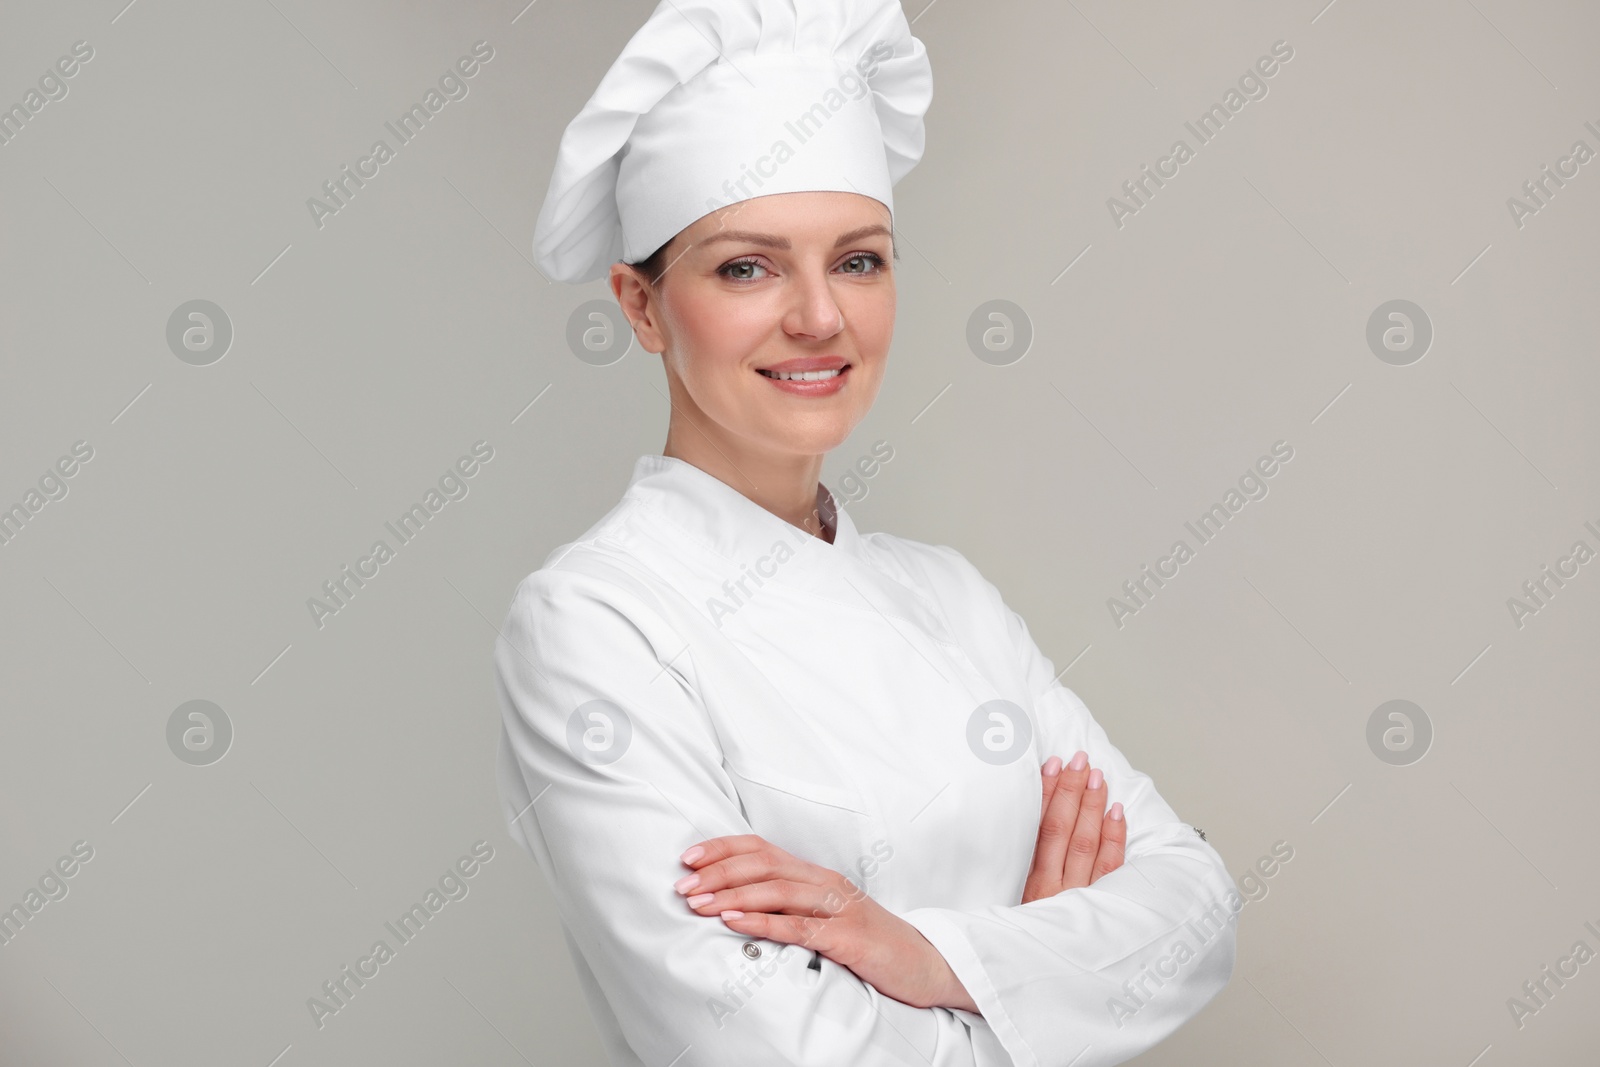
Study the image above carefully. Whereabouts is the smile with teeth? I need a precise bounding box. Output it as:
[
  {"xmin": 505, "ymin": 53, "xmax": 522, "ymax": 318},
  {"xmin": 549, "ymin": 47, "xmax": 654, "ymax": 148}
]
[{"xmin": 757, "ymin": 367, "xmax": 845, "ymax": 381}]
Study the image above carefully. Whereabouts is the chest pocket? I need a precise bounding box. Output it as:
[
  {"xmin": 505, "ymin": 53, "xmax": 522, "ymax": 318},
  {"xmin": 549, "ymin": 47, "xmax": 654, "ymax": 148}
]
[{"xmin": 722, "ymin": 761, "xmax": 874, "ymax": 877}]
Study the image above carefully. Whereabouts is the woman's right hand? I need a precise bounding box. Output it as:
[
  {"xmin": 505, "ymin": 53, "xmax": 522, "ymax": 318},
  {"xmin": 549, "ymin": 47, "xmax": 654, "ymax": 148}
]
[{"xmin": 1022, "ymin": 750, "xmax": 1126, "ymax": 903}]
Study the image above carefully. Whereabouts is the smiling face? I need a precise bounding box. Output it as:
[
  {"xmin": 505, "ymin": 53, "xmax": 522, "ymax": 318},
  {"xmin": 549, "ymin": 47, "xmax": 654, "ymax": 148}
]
[{"xmin": 610, "ymin": 191, "xmax": 897, "ymax": 470}]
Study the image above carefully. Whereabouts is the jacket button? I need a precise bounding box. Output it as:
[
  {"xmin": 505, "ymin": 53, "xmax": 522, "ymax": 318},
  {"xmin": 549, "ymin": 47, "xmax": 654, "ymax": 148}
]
[{"xmin": 741, "ymin": 941, "xmax": 761, "ymax": 959}]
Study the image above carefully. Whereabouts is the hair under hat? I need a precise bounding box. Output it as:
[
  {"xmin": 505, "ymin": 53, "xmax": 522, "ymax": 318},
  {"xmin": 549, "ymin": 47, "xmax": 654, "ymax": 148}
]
[{"xmin": 533, "ymin": 0, "xmax": 933, "ymax": 284}]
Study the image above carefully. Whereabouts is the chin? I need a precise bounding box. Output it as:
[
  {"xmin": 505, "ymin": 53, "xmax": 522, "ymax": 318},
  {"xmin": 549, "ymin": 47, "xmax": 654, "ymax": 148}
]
[
  {"xmin": 758, "ymin": 426, "xmax": 855, "ymax": 458},
  {"xmin": 761, "ymin": 405, "xmax": 869, "ymax": 452}
]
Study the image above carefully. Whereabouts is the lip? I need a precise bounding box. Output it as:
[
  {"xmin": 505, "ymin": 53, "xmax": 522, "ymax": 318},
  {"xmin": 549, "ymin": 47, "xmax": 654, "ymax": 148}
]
[
  {"xmin": 755, "ymin": 359, "xmax": 851, "ymax": 397},
  {"xmin": 756, "ymin": 356, "xmax": 848, "ymax": 374}
]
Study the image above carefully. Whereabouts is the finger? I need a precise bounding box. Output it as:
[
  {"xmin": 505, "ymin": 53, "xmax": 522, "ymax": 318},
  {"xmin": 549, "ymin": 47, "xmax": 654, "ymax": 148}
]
[
  {"xmin": 1061, "ymin": 766, "xmax": 1108, "ymax": 888},
  {"xmin": 718, "ymin": 909, "xmax": 835, "ymax": 954},
  {"xmin": 681, "ymin": 834, "xmax": 767, "ymax": 869},
  {"xmin": 684, "ymin": 878, "xmax": 841, "ymax": 919},
  {"xmin": 1025, "ymin": 750, "xmax": 1089, "ymax": 900},
  {"xmin": 1038, "ymin": 754, "xmax": 1064, "ymax": 821},
  {"xmin": 678, "ymin": 835, "xmax": 794, "ymax": 897},
  {"xmin": 678, "ymin": 844, "xmax": 831, "ymax": 898},
  {"xmin": 1090, "ymin": 801, "xmax": 1127, "ymax": 883}
]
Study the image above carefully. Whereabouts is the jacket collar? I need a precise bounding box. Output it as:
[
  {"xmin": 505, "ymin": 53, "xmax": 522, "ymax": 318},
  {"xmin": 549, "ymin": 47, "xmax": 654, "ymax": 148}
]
[
  {"xmin": 625, "ymin": 453, "xmax": 861, "ymax": 565},
  {"xmin": 620, "ymin": 453, "xmax": 961, "ymax": 648}
]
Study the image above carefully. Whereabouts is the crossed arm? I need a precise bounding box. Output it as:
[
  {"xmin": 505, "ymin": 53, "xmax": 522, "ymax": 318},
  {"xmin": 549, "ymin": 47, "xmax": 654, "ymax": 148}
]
[{"xmin": 672, "ymin": 748, "xmax": 1130, "ymax": 1014}]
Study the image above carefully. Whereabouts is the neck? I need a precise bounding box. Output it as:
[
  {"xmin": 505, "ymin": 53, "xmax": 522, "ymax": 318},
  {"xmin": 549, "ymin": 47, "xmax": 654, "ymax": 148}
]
[{"xmin": 662, "ymin": 423, "xmax": 831, "ymax": 543}]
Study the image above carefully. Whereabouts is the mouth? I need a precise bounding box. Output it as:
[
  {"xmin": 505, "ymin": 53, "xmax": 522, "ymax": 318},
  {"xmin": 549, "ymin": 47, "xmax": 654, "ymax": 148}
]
[
  {"xmin": 756, "ymin": 365, "xmax": 848, "ymax": 382},
  {"xmin": 754, "ymin": 362, "xmax": 852, "ymax": 396}
]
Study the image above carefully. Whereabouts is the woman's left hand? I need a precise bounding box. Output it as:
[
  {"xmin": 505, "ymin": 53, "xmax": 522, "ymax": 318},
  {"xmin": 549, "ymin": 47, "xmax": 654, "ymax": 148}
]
[{"xmin": 675, "ymin": 834, "xmax": 980, "ymax": 1014}]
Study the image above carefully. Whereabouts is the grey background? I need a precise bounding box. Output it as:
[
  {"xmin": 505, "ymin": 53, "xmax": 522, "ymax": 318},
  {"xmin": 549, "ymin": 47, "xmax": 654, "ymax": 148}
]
[{"xmin": 2, "ymin": 0, "xmax": 1596, "ymax": 1063}]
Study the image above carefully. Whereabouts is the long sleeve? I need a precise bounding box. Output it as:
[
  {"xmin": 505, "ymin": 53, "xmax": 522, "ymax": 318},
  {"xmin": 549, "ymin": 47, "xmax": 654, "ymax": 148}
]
[
  {"xmin": 493, "ymin": 562, "xmax": 1011, "ymax": 1066},
  {"xmin": 895, "ymin": 546, "xmax": 1238, "ymax": 1067}
]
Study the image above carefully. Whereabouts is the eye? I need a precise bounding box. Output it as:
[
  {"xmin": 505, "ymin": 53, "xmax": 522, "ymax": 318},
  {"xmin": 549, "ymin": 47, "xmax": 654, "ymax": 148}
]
[
  {"xmin": 838, "ymin": 252, "xmax": 886, "ymax": 275},
  {"xmin": 716, "ymin": 256, "xmax": 768, "ymax": 281}
]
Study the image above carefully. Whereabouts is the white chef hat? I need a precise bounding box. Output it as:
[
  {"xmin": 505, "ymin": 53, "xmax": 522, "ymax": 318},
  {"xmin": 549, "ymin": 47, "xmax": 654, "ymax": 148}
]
[{"xmin": 532, "ymin": 0, "xmax": 933, "ymax": 284}]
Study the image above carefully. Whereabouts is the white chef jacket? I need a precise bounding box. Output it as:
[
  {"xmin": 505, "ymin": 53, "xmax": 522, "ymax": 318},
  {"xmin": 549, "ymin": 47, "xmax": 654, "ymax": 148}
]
[{"xmin": 493, "ymin": 454, "xmax": 1236, "ymax": 1067}]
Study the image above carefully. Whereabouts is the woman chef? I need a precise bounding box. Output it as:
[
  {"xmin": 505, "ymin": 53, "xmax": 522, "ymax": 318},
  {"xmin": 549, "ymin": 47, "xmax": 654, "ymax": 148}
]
[{"xmin": 494, "ymin": 1, "xmax": 1237, "ymax": 1064}]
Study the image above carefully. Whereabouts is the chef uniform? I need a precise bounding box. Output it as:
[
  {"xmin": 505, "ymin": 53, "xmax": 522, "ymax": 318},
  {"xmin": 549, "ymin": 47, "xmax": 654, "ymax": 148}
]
[{"xmin": 497, "ymin": 3, "xmax": 1237, "ymax": 1065}]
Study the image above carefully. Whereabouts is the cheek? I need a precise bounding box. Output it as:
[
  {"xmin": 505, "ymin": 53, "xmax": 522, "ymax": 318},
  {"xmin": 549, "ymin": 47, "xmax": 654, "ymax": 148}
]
[
  {"xmin": 862, "ymin": 315, "xmax": 894, "ymax": 357},
  {"xmin": 852, "ymin": 330, "xmax": 894, "ymax": 392},
  {"xmin": 686, "ymin": 323, "xmax": 765, "ymax": 387},
  {"xmin": 846, "ymin": 288, "xmax": 895, "ymax": 351},
  {"xmin": 664, "ymin": 293, "xmax": 729, "ymax": 356},
  {"xmin": 664, "ymin": 298, "xmax": 766, "ymax": 397}
]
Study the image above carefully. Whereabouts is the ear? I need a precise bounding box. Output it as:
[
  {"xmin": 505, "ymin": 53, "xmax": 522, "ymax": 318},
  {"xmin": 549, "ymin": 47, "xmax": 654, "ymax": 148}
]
[{"xmin": 609, "ymin": 263, "xmax": 666, "ymax": 354}]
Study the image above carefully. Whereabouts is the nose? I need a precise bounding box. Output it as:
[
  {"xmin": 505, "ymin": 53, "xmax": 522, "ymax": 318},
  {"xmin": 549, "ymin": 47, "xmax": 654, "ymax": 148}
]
[{"xmin": 782, "ymin": 272, "xmax": 845, "ymax": 342}]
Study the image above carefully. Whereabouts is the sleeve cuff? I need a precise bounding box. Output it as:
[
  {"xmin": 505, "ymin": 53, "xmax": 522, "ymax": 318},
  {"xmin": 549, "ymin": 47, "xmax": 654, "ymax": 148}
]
[{"xmin": 901, "ymin": 905, "xmax": 1038, "ymax": 1067}]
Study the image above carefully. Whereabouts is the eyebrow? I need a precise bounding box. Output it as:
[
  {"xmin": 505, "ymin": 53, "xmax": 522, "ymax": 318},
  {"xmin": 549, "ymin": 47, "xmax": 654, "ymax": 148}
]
[{"xmin": 696, "ymin": 224, "xmax": 894, "ymax": 251}]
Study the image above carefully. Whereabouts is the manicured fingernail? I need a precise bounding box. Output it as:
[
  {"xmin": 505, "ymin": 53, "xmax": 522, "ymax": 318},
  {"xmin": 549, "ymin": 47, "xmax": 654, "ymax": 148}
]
[
  {"xmin": 1108, "ymin": 802, "xmax": 1124, "ymax": 821},
  {"xmin": 1068, "ymin": 750, "xmax": 1087, "ymax": 771},
  {"xmin": 674, "ymin": 874, "xmax": 700, "ymax": 894},
  {"xmin": 720, "ymin": 910, "xmax": 745, "ymax": 921},
  {"xmin": 1042, "ymin": 755, "xmax": 1062, "ymax": 777},
  {"xmin": 687, "ymin": 893, "xmax": 715, "ymax": 907},
  {"xmin": 1087, "ymin": 768, "xmax": 1103, "ymax": 790},
  {"xmin": 681, "ymin": 846, "xmax": 704, "ymax": 864}
]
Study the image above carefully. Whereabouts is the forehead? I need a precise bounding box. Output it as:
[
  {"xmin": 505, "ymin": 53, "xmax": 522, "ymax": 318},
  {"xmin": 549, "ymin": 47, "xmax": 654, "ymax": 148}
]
[{"xmin": 681, "ymin": 191, "xmax": 890, "ymax": 247}]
